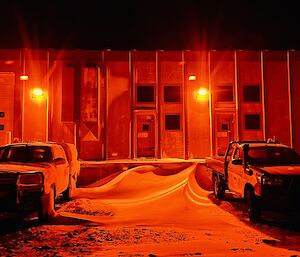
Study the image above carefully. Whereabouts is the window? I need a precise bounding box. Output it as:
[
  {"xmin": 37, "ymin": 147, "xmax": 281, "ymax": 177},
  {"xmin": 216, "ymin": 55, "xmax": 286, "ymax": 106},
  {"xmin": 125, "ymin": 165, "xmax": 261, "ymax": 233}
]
[
  {"xmin": 0, "ymin": 112, "xmax": 4, "ymax": 117},
  {"xmin": 245, "ymin": 114, "xmax": 260, "ymax": 130},
  {"xmin": 216, "ymin": 85, "xmax": 234, "ymax": 102},
  {"xmin": 142, "ymin": 124, "xmax": 149, "ymax": 131},
  {"xmin": 244, "ymin": 85, "xmax": 260, "ymax": 102},
  {"xmin": 221, "ymin": 123, "xmax": 229, "ymax": 131},
  {"xmin": 247, "ymin": 147, "xmax": 300, "ymax": 165},
  {"xmin": 233, "ymin": 147, "xmax": 241, "ymax": 159},
  {"xmin": 137, "ymin": 85, "xmax": 154, "ymax": 102},
  {"xmin": 0, "ymin": 146, "xmax": 52, "ymax": 163},
  {"xmin": 165, "ymin": 114, "xmax": 180, "ymax": 130},
  {"xmin": 164, "ymin": 85, "xmax": 180, "ymax": 102},
  {"xmin": 0, "ymin": 124, "xmax": 4, "ymax": 130}
]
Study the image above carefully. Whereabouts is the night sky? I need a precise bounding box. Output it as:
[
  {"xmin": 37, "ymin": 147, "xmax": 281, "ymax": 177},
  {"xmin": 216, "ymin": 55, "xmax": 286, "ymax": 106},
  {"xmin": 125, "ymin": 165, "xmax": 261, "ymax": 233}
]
[{"xmin": 0, "ymin": 0, "xmax": 299, "ymax": 50}]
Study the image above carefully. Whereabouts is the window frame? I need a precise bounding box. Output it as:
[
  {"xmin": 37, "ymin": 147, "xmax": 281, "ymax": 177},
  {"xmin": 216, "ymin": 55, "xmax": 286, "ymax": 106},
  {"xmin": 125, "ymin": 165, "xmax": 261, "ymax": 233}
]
[
  {"xmin": 164, "ymin": 114, "xmax": 181, "ymax": 131},
  {"xmin": 135, "ymin": 84, "xmax": 156, "ymax": 106},
  {"xmin": 215, "ymin": 84, "xmax": 234, "ymax": 103},
  {"xmin": 243, "ymin": 85, "xmax": 261, "ymax": 102},
  {"xmin": 244, "ymin": 113, "xmax": 261, "ymax": 130},
  {"xmin": 163, "ymin": 84, "xmax": 181, "ymax": 103}
]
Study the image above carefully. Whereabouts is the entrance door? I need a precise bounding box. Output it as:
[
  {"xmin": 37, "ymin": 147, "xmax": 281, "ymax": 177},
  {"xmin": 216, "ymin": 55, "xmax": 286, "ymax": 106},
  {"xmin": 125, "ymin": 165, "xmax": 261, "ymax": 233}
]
[
  {"xmin": 136, "ymin": 114, "xmax": 155, "ymax": 157},
  {"xmin": 215, "ymin": 112, "xmax": 236, "ymax": 156},
  {"xmin": 0, "ymin": 73, "xmax": 14, "ymax": 145}
]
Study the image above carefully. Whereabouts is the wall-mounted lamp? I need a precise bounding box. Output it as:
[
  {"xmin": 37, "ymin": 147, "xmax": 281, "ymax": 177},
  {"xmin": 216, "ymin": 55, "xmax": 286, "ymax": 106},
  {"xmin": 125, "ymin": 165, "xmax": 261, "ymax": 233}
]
[
  {"xmin": 32, "ymin": 88, "xmax": 46, "ymax": 98},
  {"xmin": 194, "ymin": 87, "xmax": 209, "ymax": 101},
  {"xmin": 197, "ymin": 88, "xmax": 208, "ymax": 96},
  {"xmin": 188, "ymin": 75, "xmax": 197, "ymax": 81},
  {"xmin": 20, "ymin": 75, "xmax": 29, "ymax": 81}
]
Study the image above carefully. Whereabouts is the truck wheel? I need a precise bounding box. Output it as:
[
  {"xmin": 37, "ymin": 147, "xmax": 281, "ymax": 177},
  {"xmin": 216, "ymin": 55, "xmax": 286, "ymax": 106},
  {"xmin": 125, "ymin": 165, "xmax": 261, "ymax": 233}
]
[
  {"xmin": 212, "ymin": 173, "xmax": 225, "ymax": 200},
  {"xmin": 38, "ymin": 186, "xmax": 56, "ymax": 222},
  {"xmin": 245, "ymin": 187, "xmax": 261, "ymax": 222},
  {"xmin": 63, "ymin": 175, "xmax": 77, "ymax": 201}
]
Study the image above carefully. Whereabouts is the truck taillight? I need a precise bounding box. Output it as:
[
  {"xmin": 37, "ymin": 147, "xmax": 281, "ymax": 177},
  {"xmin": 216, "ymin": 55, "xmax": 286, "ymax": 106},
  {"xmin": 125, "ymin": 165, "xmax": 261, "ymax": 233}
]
[{"xmin": 18, "ymin": 173, "xmax": 43, "ymax": 185}]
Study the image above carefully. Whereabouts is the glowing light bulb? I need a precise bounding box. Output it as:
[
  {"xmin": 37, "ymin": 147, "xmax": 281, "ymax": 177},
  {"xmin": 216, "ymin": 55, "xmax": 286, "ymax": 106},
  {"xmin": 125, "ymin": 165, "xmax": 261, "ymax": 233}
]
[
  {"xmin": 194, "ymin": 87, "xmax": 209, "ymax": 101},
  {"xmin": 32, "ymin": 88, "xmax": 44, "ymax": 97},
  {"xmin": 20, "ymin": 75, "xmax": 29, "ymax": 81},
  {"xmin": 188, "ymin": 75, "xmax": 197, "ymax": 81},
  {"xmin": 198, "ymin": 88, "xmax": 208, "ymax": 96}
]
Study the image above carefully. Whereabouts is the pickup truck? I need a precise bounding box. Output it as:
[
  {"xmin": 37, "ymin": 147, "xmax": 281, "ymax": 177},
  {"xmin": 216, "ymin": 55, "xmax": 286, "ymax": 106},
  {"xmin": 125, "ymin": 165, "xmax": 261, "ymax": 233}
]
[
  {"xmin": 0, "ymin": 142, "xmax": 80, "ymax": 221},
  {"xmin": 205, "ymin": 140, "xmax": 300, "ymax": 221}
]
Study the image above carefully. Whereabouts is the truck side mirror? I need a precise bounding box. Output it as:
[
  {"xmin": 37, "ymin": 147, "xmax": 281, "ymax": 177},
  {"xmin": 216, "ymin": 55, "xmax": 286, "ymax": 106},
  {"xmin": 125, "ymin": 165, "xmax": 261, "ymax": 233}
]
[
  {"xmin": 244, "ymin": 167, "xmax": 253, "ymax": 176},
  {"xmin": 232, "ymin": 158, "xmax": 243, "ymax": 165}
]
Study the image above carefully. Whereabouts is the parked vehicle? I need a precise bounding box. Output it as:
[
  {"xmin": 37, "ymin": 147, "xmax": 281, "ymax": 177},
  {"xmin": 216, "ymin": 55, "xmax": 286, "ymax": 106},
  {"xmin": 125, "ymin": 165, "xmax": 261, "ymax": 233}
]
[
  {"xmin": 0, "ymin": 142, "xmax": 80, "ymax": 221},
  {"xmin": 205, "ymin": 140, "xmax": 300, "ymax": 221}
]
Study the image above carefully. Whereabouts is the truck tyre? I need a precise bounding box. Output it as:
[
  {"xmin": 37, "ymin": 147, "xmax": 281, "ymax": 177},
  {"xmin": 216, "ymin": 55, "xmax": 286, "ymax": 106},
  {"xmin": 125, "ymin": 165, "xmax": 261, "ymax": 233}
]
[
  {"xmin": 245, "ymin": 187, "xmax": 261, "ymax": 222},
  {"xmin": 212, "ymin": 173, "xmax": 225, "ymax": 200},
  {"xmin": 38, "ymin": 186, "xmax": 56, "ymax": 222},
  {"xmin": 63, "ymin": 174, "xmax": 76, "ymax": 201}
]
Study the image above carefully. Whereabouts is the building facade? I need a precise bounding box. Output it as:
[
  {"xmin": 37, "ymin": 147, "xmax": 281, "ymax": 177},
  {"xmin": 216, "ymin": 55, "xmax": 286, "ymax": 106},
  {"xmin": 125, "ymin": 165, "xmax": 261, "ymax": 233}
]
[{"xmin": 0, "ymin": 49, "xmax": 299, "ymax": 160}]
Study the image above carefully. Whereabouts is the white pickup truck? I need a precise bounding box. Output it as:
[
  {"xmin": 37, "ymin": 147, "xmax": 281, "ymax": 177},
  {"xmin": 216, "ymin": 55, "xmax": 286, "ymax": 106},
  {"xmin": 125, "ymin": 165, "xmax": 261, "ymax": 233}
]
[
  {"xmin": 0, "ymin": 142, "xmax": 80, "ymax": 221},
  {"xmin": 206, "ymin": 140, "xmax": 300, "ymax": 221}
]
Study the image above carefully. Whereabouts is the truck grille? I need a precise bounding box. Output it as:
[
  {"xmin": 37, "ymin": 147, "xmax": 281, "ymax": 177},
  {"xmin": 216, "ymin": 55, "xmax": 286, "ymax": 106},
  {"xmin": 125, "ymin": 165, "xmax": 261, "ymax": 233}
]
[
  {"xmin": 0, "ymin": 173, "xmax": 18, "ymax": 186},
  {"xmin": 289, "ymin": 176, "xmax": 300, "ymax": 198},
  {"xmin": 0, "ymin": 173, "xmax": 18, "ymax": 209}
]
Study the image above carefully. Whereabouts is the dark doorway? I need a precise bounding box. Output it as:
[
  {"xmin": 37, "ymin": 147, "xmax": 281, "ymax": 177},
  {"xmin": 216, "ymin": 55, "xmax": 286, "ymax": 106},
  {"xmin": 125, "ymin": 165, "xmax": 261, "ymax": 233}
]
[
  {"xmin": 215, "ymin": 112, "xmax": 236, "ymax": 156},
  {"xmin": 136, "ymin": 114, "xmax": 155, "ymax": 157}
]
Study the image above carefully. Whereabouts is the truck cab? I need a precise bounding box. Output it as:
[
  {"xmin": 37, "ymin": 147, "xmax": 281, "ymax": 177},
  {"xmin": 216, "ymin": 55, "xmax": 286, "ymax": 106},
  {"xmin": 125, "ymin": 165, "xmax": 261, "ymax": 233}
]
[
  {"xmin": 206, "ymin": 140, "xmax": 300, "ymax": 221},
  {"xmin": 0, "ymin": 142, "xmax": 80, "ymax": 221}
]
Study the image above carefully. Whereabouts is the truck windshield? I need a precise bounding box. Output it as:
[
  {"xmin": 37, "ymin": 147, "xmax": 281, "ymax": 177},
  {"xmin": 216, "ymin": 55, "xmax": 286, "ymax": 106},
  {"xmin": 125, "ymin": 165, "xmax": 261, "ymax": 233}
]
[
  {"xmin": 0, "ymin": 146, "xmax": 52, "ymax": 163},
  {"xmin": 247, "ymin": 146, "xmax": 300, "ymax": 165}
]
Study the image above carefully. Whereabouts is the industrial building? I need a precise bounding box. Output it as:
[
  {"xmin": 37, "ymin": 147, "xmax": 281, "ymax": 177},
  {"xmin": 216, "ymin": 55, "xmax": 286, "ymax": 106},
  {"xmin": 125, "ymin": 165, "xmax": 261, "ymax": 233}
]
[{"xmin": 0, "ymin": 49, "xmax": 299, "ymax": 160}]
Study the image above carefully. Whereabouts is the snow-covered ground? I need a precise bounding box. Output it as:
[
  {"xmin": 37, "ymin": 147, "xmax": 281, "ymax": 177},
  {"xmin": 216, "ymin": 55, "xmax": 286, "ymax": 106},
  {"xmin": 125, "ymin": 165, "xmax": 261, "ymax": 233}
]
[{"xmin": 1, "ymin": 163, "xmax": 300, "ymax": 256}]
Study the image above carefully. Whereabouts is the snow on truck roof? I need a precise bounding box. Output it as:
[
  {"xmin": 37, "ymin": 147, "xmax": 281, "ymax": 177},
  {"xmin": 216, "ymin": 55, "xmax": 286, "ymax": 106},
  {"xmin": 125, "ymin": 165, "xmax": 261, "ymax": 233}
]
[
  {"xmin": 2, "ymin": 142, "xmax": 55, "ymax": 147},
  {"xmin": 247, "ymin": 143, "xmax": 288, "ymax": 148},
  {"xmin": 231, "ymin": 141, "xmax": 289, "ymax": 148},
  {"xmin": 1, "ymin": 142, "xmax": 76, "ymax": 151}
]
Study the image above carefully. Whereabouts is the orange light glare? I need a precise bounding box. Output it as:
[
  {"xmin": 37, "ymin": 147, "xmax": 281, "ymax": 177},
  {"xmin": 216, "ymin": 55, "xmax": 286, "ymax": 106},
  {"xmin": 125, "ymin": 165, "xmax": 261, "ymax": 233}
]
[
  {"xmin": 188, "ymin": 75, "xmax": 197, "ymax": 81},
  {"xmin": 5, "ymin": 60, "xmax": 14, "ymax": 65},
  {"xmin": 198, "ymin": 88, "xmax": 208, "ymax": 96},
  {"xmin": 20, "ymin": 75, "xmax": 29, "ymax": 81},
  {"xmin": 32, "ymin": 88, "xmax": 44, "ymax": 98},
  {"xmin": 194, "ymin": 87, "xmax": 209, "ymax": 101}
]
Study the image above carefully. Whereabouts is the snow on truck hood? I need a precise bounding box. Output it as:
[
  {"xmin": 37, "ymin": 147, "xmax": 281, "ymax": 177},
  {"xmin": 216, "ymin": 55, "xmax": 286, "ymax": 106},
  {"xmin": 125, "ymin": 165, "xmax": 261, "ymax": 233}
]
[
  {"xmin": 0, "ymin": 163, "xmax": 50, "ymax": 173},
  {"xmin": 252, "ymin": 165, "xmax": 300, "ymax": 175}
]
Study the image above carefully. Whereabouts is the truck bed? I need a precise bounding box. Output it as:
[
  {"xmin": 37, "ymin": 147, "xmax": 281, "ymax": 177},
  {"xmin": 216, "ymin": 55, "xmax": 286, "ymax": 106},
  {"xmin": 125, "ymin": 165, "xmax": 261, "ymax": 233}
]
[{"xmin": 205, "ymin": 156, "xmax": 226, "ymax": 175}]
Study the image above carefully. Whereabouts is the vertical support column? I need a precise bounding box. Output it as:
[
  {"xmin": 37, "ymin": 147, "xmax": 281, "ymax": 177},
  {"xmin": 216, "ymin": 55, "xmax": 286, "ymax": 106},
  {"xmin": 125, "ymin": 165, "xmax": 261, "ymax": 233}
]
[
  {"xmin": 21, "ymin": 49, "xmax": 25, "ymax": 142},
  {"xmin": 182, "ymin": 51, "xmax": 188, "ymax": 159},
  {"xmin": 6, "ymin": 131, "xmax": 12, "ymax": 144},
  {"xmin": 287, "ymin": 50, "xmax": 293, "ymax": 147},
  {"xmin": 234, "ymin": 50, "xmax": 239, "ymax": 141},
  {"xmin": 129, "ymin": 51, "xmax": 133, "ymax": 158},
  {"xmin": 103, "ymin": 51, "xmax": 108, "ymax": 160},
  {"xmin": 208, "ymin": 51, "xmax": 213, "ymax": 157},
  {"xmin": 97, "ymin": 64, "xmax": 101, "ymax": 151},
  {"xmin": 156, "ymin": 50, "xmax": 161, "ymax": 158},
  {"xmin": 260, "ymin": 51, "xmax": 266, "ymax": 141},
  {"xmin": 46, "ymin": 50, "xmax": 50, "ymax": 142}
]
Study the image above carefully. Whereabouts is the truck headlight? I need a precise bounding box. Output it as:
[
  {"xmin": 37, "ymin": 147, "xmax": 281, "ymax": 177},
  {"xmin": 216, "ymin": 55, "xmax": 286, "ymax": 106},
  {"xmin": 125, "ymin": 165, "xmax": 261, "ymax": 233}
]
[
  {"xmin": 262, "ymin": 176, "xmax": 284, "ymax": 186},
  {"xmin": 18, "ymin": 173, "xmax": 43, "ymax": 185}
]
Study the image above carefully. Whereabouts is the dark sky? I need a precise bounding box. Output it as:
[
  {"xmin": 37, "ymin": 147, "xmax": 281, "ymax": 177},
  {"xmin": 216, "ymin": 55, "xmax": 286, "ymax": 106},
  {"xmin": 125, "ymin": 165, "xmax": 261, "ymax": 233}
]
[{"xmin": 0, "ymin": 0, "xmax": 299, "ymax": 50}]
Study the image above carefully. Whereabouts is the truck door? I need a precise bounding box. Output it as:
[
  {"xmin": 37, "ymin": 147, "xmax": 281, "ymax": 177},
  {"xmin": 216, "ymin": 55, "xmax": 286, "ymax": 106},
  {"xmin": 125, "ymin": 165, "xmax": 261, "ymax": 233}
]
[
  {"xmin": 53, "ymin": 146, "xmax": 70, "ymax": 193},
  {"xmin": 227, "ymin": 146, "xmax": 243, "ymax": 194}
]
